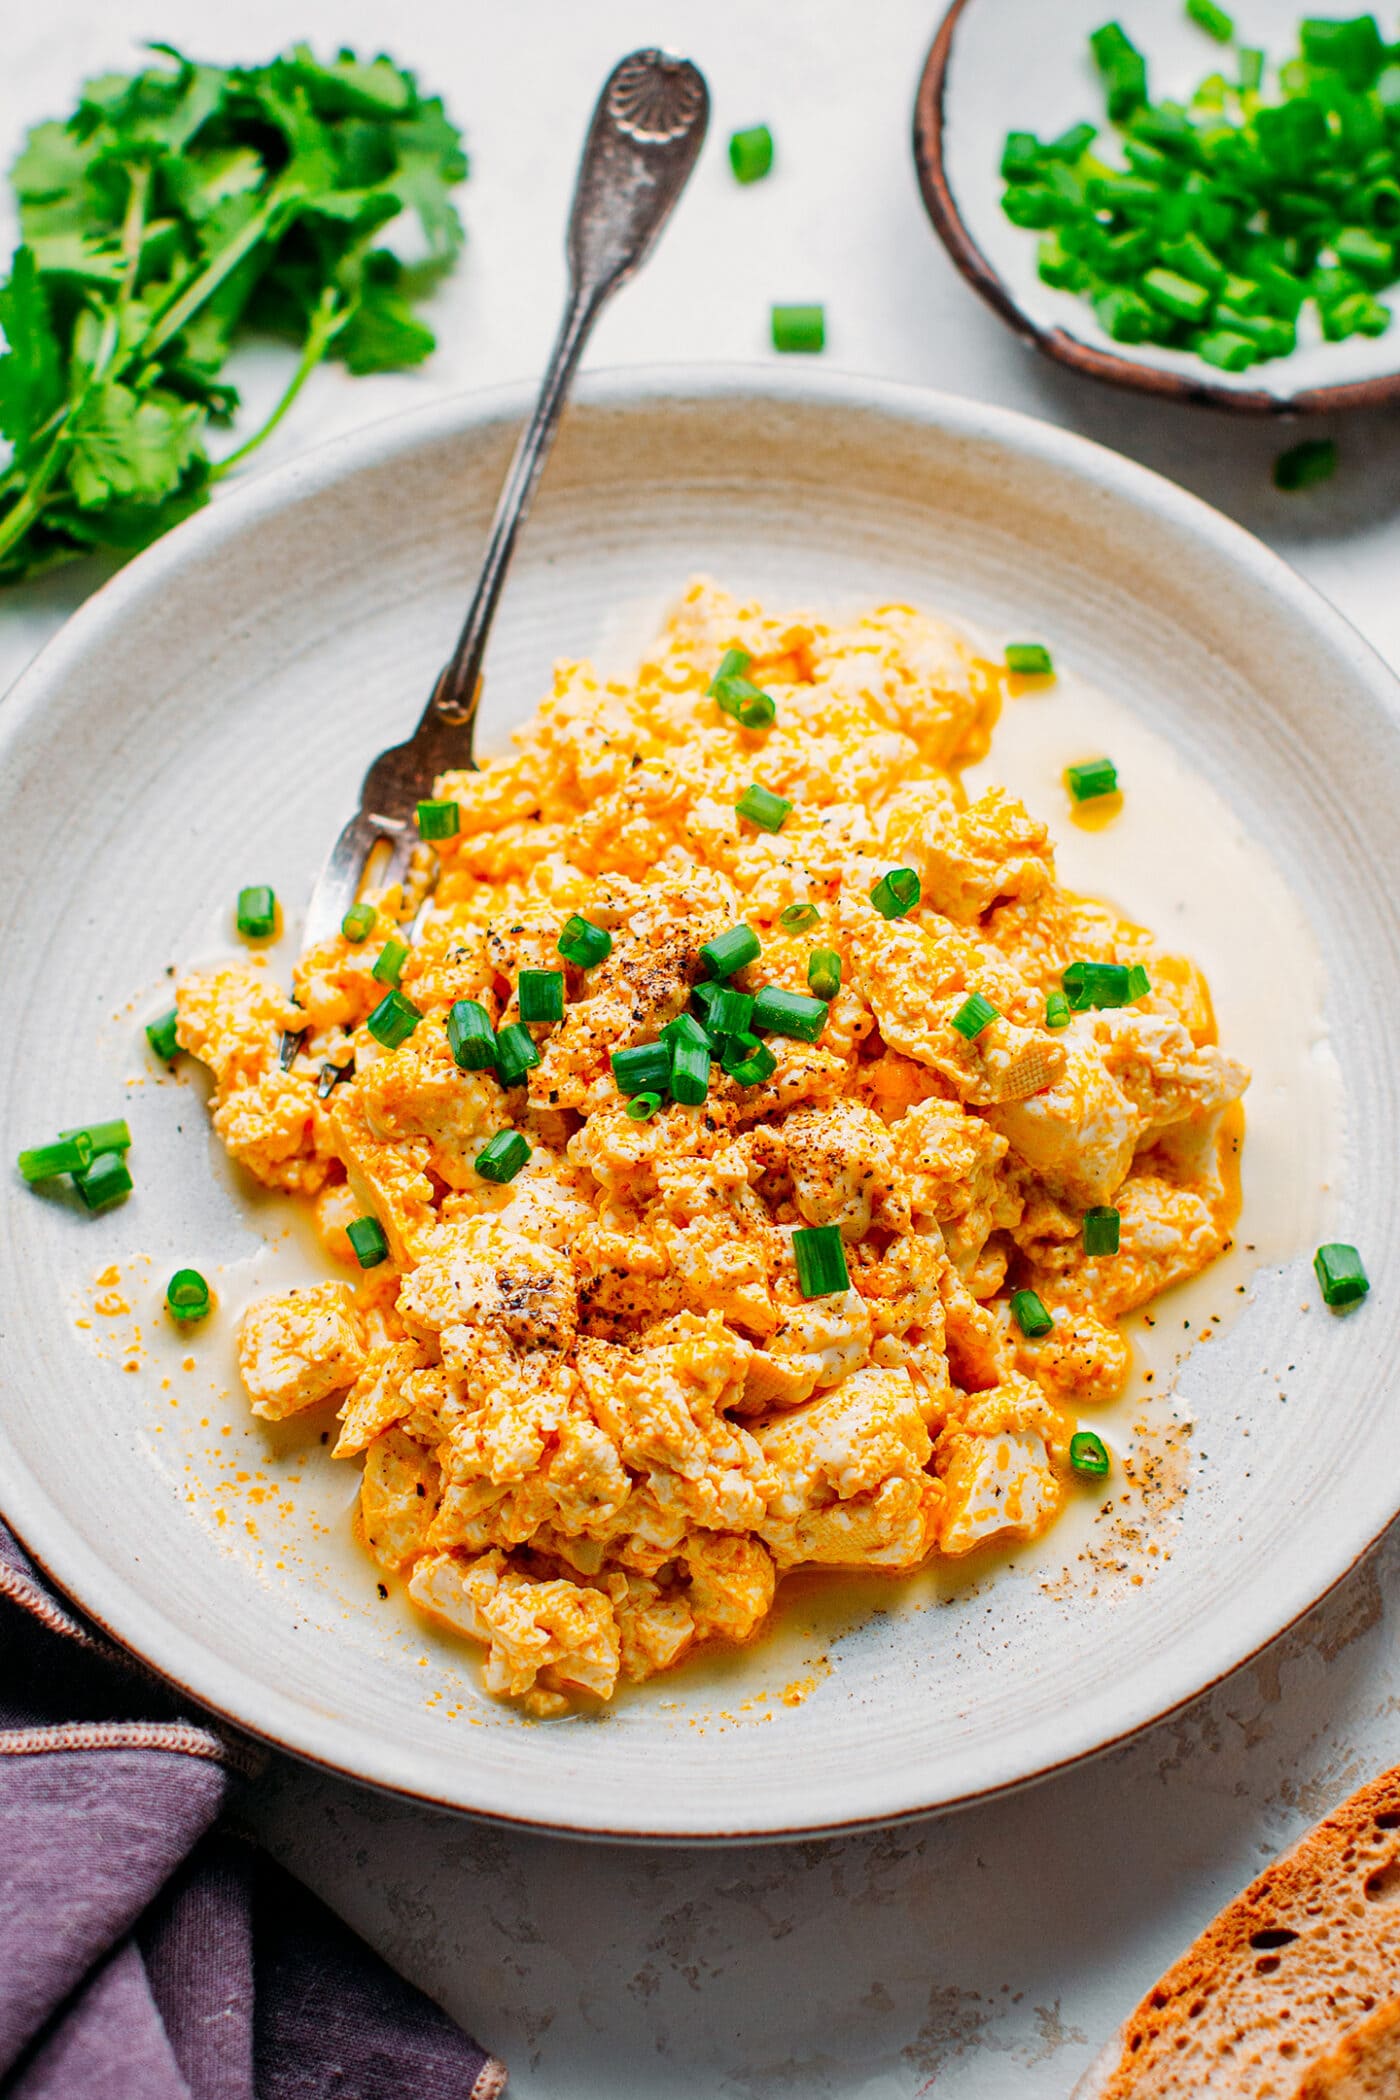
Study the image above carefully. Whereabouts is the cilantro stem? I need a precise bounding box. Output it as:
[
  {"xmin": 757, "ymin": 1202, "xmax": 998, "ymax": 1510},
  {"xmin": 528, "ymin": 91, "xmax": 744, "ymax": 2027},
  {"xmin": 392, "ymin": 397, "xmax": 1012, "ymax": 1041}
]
[
  {"xmin": 140, "ymin": 186, "xmax": 296, "ymax": 362},
  {"xmin": 118, "ymin": 163, "xmax": 151, "ymax": 307},
  {"xmin": 211, "ymin": 283, "xmax": 348, "ymax": 478},
  {"xmin": 0, "ymin": 438, "xmax": 73, "ymax": 566}
]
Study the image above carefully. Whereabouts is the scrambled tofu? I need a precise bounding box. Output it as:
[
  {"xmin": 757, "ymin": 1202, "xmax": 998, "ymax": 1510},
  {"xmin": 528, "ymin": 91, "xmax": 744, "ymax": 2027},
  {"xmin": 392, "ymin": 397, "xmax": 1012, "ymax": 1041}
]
[{"xmin": 184, "ymin": 583, "xmax": 1247, "ymax": 1713}]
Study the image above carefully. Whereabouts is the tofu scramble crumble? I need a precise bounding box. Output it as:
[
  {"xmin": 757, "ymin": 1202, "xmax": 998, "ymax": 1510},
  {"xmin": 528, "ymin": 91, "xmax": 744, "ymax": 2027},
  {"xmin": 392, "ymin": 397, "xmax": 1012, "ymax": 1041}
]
[{"xmin": 176, "ymin": 582, "xmax": 1248, "ymax": 1715}]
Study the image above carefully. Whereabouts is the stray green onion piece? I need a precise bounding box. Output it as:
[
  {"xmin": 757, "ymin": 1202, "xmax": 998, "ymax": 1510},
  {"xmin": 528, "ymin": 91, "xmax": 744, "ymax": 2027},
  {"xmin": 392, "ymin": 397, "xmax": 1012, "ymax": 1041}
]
[
  {"xmin": 18, "ymin": 1133, "xmax": 94, "ymax": 1183},
  {"xmin": 1010, "ymin": 1288, "xmax": 1054, "ymax": 1339},
  {"xmin": 346, "ymin": 1215, "xmax": 390, "ymax": 1269},
  {"xmin": 1126, "ymin": 962, "xmax": 1151, "ymax": 999},
  {"xmin": 341, "ymin": 901, "xmax": 377, "ymax": 943},
  {"xmin": 1006, "ymin": 641, "xmax": 1054, "ymax": 677},
  {"xmin": 446, "ymin": 999, "xmax": 497, "ymax": 1071},
  {"xmin": 557, "ymin": 914, "xmax": 612, "ymax": 968},
  {"xmin": 713, "ymin": 673, "xmax": 777, "ymax": 730},
  {"xmin": 416, "ymin": 799, "xmax": 459, "ymax": 842},
  {"xmin": 1045, "ymin": 990, "xmax": 1072, "ymax": 1030},
  {"xmin": 1083, "ymin": 1206, "xmax": 1121, "ymax": 1257},
  {"xmin": 727, "ymin": 1041, "xmax": 778, "ymax": 1087},
  {"xmin": 700, "ymin": 924, "xmax": 762, "ymax": 980},
  {"xmin": 1090, "ymin": 21, "xmax": 1148, "ymax": 120},
  {"xmin": 366, "ymin": 989, "xmax": 422, "ymax": 1050},
  {"xmin": 476, "ymin": 1130, "xmax": 531, "ymax": 1184},
  {"xmin": 735, "ymin": 783, "xmax": 792, "ymax": 833},
  {"xmin": 1063, "ymin": 959, "xmax": 1133, "ymax": 1010},
  {"xmin": 807, "ymin": 948, "xmax": 842, "ymax": 1002},
  {"xmin": 625, "ymin": 1090, "xmax": 664, "ymax": 1122},
  {"xmin": 780, "ymin": 902, "xmax": 821, "ymax": 932},
  {"xmin": 235, "ymin": 885, "xmax": 276, "ymax": 940},
  {"xmin": 729, "ymin": 123, "xmax": 774, "ymax": 184},
  {"xmin": 1070, "ymin": 1429, "xmax": 1111, "ymax": 1481},
  {"xmin": 951, "ymin": 992, "xmax": 999, "ymax": 1041},
  {"xmin": 793, "ymin": 1223, "xmax": 851, "ymax": 1300},
  {"xmin": 494, "ymin": 1022, "xmax": 542, "ymax": 1089},
  {"xmin": 74, "ymin": 1151, "xmax": 133, "ymax": 1213},
  {"xmin": 62, "ymin": 1119, "xmax": 131, "ymax": 1156},
  {"xmin": 1275, "ymin": 439, "xmax": 1338, "ymax": 492},
  {"xmin": 708, "ymin": 647, "xmax": 751, "ymax": 693},
  {"xmin": 670, "ymin": 1035, "xmax": 712, "ymax": 1106},
  {"xmin": 771, "ymin": 303, "xmax": 825, "ymax": 353},
  {"xmin": 710, "ymin": 988, "xmax": 755, "ymax": 1036},
  {"xmin": 1185, "ymin": 0, "xmax": 1234, "ymax": 43},
  {"xmin": 870, "ymin": 867, "xmax": 921, "ymax": 920},
  {"xmin": 146, "ymin": 1008, "xmax": 181, "ymax": 1062},
  {"xmin": 752, "ymin": 983, "xmax": 829, "ymax": 1042},
  {"xmin": 166, "ymin": 1268, "xmax": 211, "ymax": 1323},
  {"xmin": 1314, "ymin": 1242, "xmax": 1369, "ymax": 1308},
  {"xmin": 663, "ymin": 1012, "xmax": 715, "ymax": 1054},
  {"xmin": 371, "ymin": 936, "xmax": 409, "ymax": 987},
  {"xmin": 518, "ymin": 969, "xmax": 565, "ymax": 1026},
  {"xmin": 1067, "ymin": 757, "xmax": 1119, "ymax": 802},
  {"xmin": 611, "ymin": 1041, "xmax": 672, "ymax": 1097}
]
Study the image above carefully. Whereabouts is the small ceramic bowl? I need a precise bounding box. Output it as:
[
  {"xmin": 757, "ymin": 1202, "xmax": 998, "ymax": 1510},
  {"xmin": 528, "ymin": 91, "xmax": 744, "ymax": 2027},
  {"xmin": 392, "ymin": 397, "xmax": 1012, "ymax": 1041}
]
[{"xmin": 914, "ymin": 0, "xmax": 1400, "ymax": 414}]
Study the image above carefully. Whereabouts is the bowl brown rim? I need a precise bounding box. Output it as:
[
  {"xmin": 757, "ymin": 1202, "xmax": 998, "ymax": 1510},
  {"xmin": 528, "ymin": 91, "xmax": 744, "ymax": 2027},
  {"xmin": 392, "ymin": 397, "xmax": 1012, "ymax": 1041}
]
[{"xmin": 912, "ymin": 0, "xmax": 1400, "ymax": 417}]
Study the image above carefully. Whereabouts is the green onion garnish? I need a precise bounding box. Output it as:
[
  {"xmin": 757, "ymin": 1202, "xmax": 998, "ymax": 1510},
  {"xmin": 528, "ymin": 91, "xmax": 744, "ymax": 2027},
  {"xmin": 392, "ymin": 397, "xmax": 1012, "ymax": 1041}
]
[
  {"xmin": 1045, "ymin": 990, "xmax": 1072, "ymax": 1030},
  {"xmin": 951, "ymin": 992, "xmax": 999, "ymax": 1041},
  {"xmin": 725, "ymin": 1040, "xmax": 778, "ymax": 1086},
  {"xmin": 341, "ymin": 901, "xmax": 377, "ymax": 943},
  {"xmin": 670, "ymin": 1035, "xmax": 712, "ymax": 1106},
  {"xmin": 1069, "ymin": 1430, "xmax": 1111, "ymax": 1481},
  {"xmin": 62, "ymin": 1119, "xmax": 131, "ymax": 1156},
  {"xmin": 166, "ymin": 1268, "xmax": 211, "ymax": 1323},
  {"xmin": 1238, "ymin": 44, "xmax": 1264, "ymax": 90},
  {"xmin": 692, "ymin": 980, "xmax": 721, "ymax": 1015},
  {"xmin": 709, "ymin": 988, "xmax": 755, "ymax": 1036},
  {"xmin": 347, "ymin": 1215, "xmax": 390, "ymax": 1268},
  {"xmin": 662, "ymin": 1012, "xmax": 715, "ymax": 1055},
  {"xmin": 518, "ymin": 969, "xmax": 564, "ymax": 1025},
  {"xmin": 713, "ymin": 674, "xmax": 777, "ymax": 730},
  {"xmin": 735, "ymin": 783, "xmax": 792, "ymax": 834},
  {"xmin": 807, "ymin": 949, "xmax": 841, "ymax": 1001},
  {"xmin": 18, "ymin": 1133, "xmax": 94, "ymax": 1183},
  {"xmin": 1089, "ymin": 21, "xmax": 1148, "ymax": 119},
  {"xmin": 366, "ymin": 989, "xmax": 422, "ymax": 1050},
  {"xmin": 729, "ymin": 123, "xmax": 773, "ymax": 184},
  {"xmin": 1010, "ymin": 1288, "xmax": 1054, "ymax": 1338},
  {"xmin": 557, "ymin": 914, "xmax": 612, "ymax": 968},
  {"xmin": 74, "ymin": 1151, "xmax": 133, "ymax": 1212},
  {"xmin": 708, "ymin": 647, "xmax": 751, "ymax": 692},
  {"xmin": 371, "ymin": 937, "xmax": 409, "ymax": 988},
  {"xmin": 1005, "ymin": 641, "xmax": 1054, "ymax": 678},
  {"xmin": 624, "ymin": 1090, "xmax": 664, "ymax": 1122},
  {"xmin": 476, "ymin": 1130, "xmax": 531, "ymax": 1184},
  {"xmin": 793, "ymin": 1223, "xmax": 850, "ymax": 1299},
  {"xmin": 1083, "ymin": 1206, "xmax": 1121, "ymax": 1257},
  {"xmin": 146, "ymin": 1008, "xmax": 181, "ymax": 1062},
  {"xmin": 780, "ymin": 902, "xmax": 821, "ymax": 931},
  {"xmin": 771, "ymin": 302, "xmax": 825, "ymax": 353},
  {"xmin": 1063, "ymin": 959, "xmax": 1133, "ymax": 1010},
  {"xmin": 235, "ymin": 885, "xmax": 276, "ymax": 940},
  {"xmin": 1314, "ymin": 1242, "xmax": 1369, "ymax": 1308},
  {"xmin": 446, "ymin": 999, "xmax": 496, "ymax": 1071},
  {"xmin": 416, "ymin": 798, "xmax": 459, "ymax": 841},
  {"xmin": 1275, "ymin": 439, "xmax": 1338, "ymax": 492},
  {"xmin": 1066, "ymin": 757, "xmax": 1118, "ymax": 802},
  {"xmin": 611, "ymin": 1041, "xmax": 672, "ymax": 1096},
  {"xmin": 870, "ymin": 868, "xmax": 921, "ymax": 919},
  {"xmin": 1185, "ymin": 0, "xmax": 1234, "ymax": 43},
  {"xmin": 1143, "ymin": 267, "xmax": 1214, "ymax": 323},
  {"xmin": 494, "ymin": 1022, "xmax": 541, "ymax": 1088},
  {"xmin": 1126, "ymin": 962, "xmax": 1150, "ymax": 999},
  {"xmin": 700, "ymin": 924, "xmax": 762, "ymax": 980},
  {"xmin": 752, "ymin": 983, "xmax": 829, "ymax": 1041}
]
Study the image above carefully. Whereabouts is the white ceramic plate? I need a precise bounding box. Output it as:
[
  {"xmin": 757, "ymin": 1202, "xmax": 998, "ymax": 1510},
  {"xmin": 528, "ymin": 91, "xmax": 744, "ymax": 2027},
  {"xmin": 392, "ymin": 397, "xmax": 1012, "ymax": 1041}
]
[
  {"xmin": 916, "ymin": 0, "xmax": 1400, "ymax": 413},
  {"xmin": 1, "ymin": 367, "xmax": 1397, "ymax": 1840}
]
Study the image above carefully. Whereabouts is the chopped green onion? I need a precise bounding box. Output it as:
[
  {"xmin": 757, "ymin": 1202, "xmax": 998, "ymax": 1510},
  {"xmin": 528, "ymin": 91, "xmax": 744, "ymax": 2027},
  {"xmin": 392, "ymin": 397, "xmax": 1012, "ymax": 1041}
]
[
  {"xmin": 1063, "ymin": 959, "xmax": 1133, "ymax": 1010},
  {"xmin": 1005, "ymin": 641, "xmax": 1054, "ymax": 677},
  {"xmin": 726, "ymin": 1040, "xmax": 778, "ymax": 1086},
  {"xmin": 1090, "ymin": 22, "xmax": 1149, "ymax": 120},
  {"xmin": 1275, "ymin": 438, "xmax": 1338, "ymax": 490},
  {"xmin": 735, "ymin": 783, "xmax": 792, "ymax": 833},
  {"xmin": 1238, "ymin": 45, "xmax": 1264, "ymax": 91},
  {"xmin": 518, "ymin": 969, "xmax": 564, "ymax": 1025},
  {"xmin": 780, "ymin": 902, "xmax": 821, "ymax": 932},
  {"xmin": 729, "ymin": 123, "xmax": 773, "ymax": 183},
  {"xmin": 670, "ymin": 1035, "xmax": 712, "ymax": 1106},
  {"xmin": 807, "ymin": 948, "xmax": 842, "ymax": 1002},
  {"xmin": 146, "ymin": 1008, "xmax": 181, "ymax": 1062},
  {"xmin": 708, "ymin": 647, "xmax": 751, "ymax": 693},
  {"xmin": 1196, "ymin": 329, "xmax": 1258, "ymax": 371},
  {"xmin": 1066, "ymin": 757, "xmax": 1119, "ymax": 802},
  {"xmin": 18, "ymin": 1133, "xmax": 94, "ymax": 1183},
  {"xmin": 1143, "ymin": 266, "xmax": 1213, "ymax": 322},
  {"xmin": 1046, "ymin": 120, "xmax": 1097, "ymax": 161},
  {"xmin": 1045, "ymin": 990, "xmax": 1072, "ymax": 1030},
  {"xmin": 347, "ymin": 1216, "xmax": 390, "ymax": 1268},
  {"xmin": 416, "ymin": 798, "xmax": 460, "ymax": 841},
  {"xmin": 371, "ymin": 937, "xmax": 409, "ymax": 987},
  {"xmin": 494, "ymin": 1022, "xmax": 541, "ymax": 1088},
  {"xmin": 1083, "ymin": 1206, "xmax": 1121, "ymax": 1257},
  {"xmin": 235, "ymin": 885, "xmax": 276, "ymax": 940},
  {"xmin": 1069, "ymin": 1430, "xmax": 1111, "ymax": 1480},
  {"xmin": 700, "ymin": 924, "xmax": 762, "ymax": 980},
  {"xmin": 74, "ymin": 1151, "xmax": 133, "ymax": 1212},
  {"xmin": 166, "ymin": 1268, "xmax": 211, "ymax": 1323},
  {"xmin": 1185, "ymin": 0, "xmax": 1234, "ymax": 42},
  {"xmin": 771, "ymin": 302, "xmax": 825, "ymax": 353},
  {"xmin": 1314, "ymin": 1241, "xmax": 1369, "ymax": 1307},
  {"xmin": 446, "ymin": 999, "xmax": 497, "ymax": 1071},
  {"xmin": 709, "ymin": 988, "xmax": 755, "ymax": 1036},
  {"xmin": 713, "ymin": 674, "xmax": 777, "ymax": 730},
  {"xmin": 1334, "ymin": 226, "xmax": 1394, "ymax": 280},
  {"xmin": 341, "ymin": 901, "xmax": 377, "ymax": 943},
  {"xmin": 793, "ymin": 1223, "xmax": 850, "ymax": 1299},
  {"xmin": 475, "ymin": 1130, "xmax": 531, "ymax": 1184},
  {"xmin": 557, "ymin": 914, "xmax": 612, "ymax": 968},
  {"xmin": 1094, "ymin": 285, "xmax": 1154, "ymax": 342},
  {"xmin": 1299, "ymin": 15, "xmax": 1384, "ymax": 89},
  {"xmin": 611, "ymin": 1041, "xmax": 672, "ymax": 1096},
  {"xmin": 1125, "ymin": 962, "xmax": 1151, "ymax": 999},
  {"xmin": 61, "ymin": 1119, "xmax": 131, "ymax": 1156},
  {"xmin": 662, "ymin": 1012, "xmax": 715, "ymax": 1053},
  {"xmin": 692, "ymin": 980, "xmax": 721, "ymax": 1015},
  {"xmin": 624, "ymin": 1090, "xmax": 664, "ymax": 1122},
  {"xmin": 870, "ymin": 868, "xmax": 921, "ymax": 920},
  {"xmin": 752, "ymin": 983, "xmax": 829, "ymax": 1042},
  {"xmin": 951, "ymin": 992, "xmax": 999, "ymax": 1041},
  {"xmin": 366, "ymin": 989, "xmax": 422, "ymax": 1050},
  {"xmin": 1010, "ymin": 1288, "xmax": 1054, "ymax": 1338},
  {"xmin": 317, "ymin": 1061, "xmax": 350, "ymax": 1099},
  {"xmin": 1002, "ymin": 130, "xmax": 1043, "ymax": 181}
]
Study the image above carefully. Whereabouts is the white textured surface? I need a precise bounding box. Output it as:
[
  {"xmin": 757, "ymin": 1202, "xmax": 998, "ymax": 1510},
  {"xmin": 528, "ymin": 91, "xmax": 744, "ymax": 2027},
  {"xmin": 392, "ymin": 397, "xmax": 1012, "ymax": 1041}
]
[{"xmin": 5, "ymin": 3, "xmax": 1400, "ymax": 2094}]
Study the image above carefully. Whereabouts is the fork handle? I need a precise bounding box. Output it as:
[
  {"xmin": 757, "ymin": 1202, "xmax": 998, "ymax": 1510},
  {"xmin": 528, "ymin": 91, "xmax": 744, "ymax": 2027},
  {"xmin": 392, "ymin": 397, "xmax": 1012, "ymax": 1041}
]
[{"xmin": 429, "ymin": 49, "xmax": 709, "ymax": 734}]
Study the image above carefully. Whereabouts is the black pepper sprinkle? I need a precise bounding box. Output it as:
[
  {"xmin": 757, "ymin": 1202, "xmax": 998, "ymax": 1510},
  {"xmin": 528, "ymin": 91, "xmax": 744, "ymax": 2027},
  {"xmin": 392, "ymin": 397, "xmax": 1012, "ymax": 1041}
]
[{"xmin": 377, "ymin": 1583, "xmax": 388, "ymax": 1600}]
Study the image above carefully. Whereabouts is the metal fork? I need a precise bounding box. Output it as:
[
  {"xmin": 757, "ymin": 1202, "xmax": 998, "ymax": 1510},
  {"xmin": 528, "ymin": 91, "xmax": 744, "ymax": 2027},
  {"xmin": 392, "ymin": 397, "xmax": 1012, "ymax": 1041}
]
[{"xmin": 295, "ymin": 48, "xmax": 709, "ymax": 968}]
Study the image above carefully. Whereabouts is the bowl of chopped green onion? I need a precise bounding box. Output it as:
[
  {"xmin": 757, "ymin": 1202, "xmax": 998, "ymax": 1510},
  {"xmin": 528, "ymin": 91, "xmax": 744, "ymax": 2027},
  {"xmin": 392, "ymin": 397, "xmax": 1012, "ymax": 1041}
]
[{"xmin": 915, "ymin": 0, "xmax": 1400, "ymax": 410}]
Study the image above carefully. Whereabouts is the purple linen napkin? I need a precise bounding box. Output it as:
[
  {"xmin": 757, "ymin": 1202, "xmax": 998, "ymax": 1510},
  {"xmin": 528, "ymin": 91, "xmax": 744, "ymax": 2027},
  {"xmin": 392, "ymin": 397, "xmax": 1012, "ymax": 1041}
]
[{"xmin": 0, "ymin": 1523, "xmax": 506, "ymax": 2100}]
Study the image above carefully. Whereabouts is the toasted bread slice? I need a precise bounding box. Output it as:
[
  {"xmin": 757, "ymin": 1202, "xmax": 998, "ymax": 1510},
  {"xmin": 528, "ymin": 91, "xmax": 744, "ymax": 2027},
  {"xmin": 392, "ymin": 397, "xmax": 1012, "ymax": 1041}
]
[{"xmin": 1291, "ymin": 1999, "xmax": 1400, "ymax": 2099}]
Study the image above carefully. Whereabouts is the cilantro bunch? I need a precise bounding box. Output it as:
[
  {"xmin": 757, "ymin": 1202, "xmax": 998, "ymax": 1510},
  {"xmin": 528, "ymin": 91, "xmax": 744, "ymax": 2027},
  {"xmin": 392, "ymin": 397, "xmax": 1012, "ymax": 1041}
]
[{"xmin": 0, "ymin": 42, "xmax": 467, "ymax": 584}]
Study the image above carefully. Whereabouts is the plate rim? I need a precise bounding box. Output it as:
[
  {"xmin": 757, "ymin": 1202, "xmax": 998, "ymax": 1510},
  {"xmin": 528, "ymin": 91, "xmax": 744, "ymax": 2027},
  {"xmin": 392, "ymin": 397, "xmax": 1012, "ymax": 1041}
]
[{"xmin": 3, "ymin": 359, "xmax": 1399, "ymax": 1842}]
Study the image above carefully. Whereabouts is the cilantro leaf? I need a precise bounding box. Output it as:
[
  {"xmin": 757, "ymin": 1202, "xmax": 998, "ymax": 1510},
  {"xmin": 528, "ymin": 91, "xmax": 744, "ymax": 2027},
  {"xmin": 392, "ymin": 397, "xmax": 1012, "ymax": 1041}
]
[
  {"xmin": 0, "ymin": 247, "xmax": 64, "ymax": 453},
  {"xmin": 68, "ymin": 381, "xmax": 202, "ymax": 508}
]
